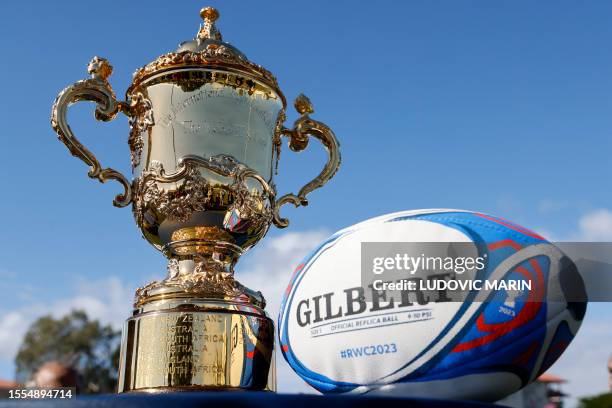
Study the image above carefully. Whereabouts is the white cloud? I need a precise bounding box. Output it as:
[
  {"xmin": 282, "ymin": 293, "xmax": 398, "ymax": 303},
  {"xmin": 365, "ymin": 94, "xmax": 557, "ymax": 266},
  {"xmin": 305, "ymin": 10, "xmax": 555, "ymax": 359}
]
[
  {"xmin": 575, "ymin": 209, "xmax": 612, "ymax": 241},
  {"xmin": 49, "ymin": 277, "xmax": 133, "ymax": 329},
  {"xmin": 0, "ymin": 312, "xmax": 27, "ymax": 360},
  {"xmin": 0, "ymin": 277, "xmax": 133, "ymax": 364},
  {"xmin": 537, "ymin": 199, "xmax": 571, "ymax": 214}
]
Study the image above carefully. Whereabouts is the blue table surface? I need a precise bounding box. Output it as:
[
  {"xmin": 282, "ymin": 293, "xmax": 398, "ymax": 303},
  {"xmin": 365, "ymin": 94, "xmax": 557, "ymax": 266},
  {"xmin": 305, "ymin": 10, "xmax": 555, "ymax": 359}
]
[{"xmin": 0, "ymin": 392, "xmax": 506, "ymax": 408}]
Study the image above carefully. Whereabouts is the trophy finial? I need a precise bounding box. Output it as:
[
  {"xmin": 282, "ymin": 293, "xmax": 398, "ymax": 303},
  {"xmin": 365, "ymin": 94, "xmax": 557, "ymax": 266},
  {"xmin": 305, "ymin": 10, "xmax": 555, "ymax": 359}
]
[{"xmin": 198, "ymin": 7, "xmax": 222, "ymax": 41}]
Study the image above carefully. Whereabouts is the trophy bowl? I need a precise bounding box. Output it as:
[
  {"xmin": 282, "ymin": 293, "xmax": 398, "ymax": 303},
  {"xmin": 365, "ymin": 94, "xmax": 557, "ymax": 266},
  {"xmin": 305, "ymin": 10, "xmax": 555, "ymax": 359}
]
[{"xmin": 50, "ymin": 6, "xmax": 340, "ymax": 393}]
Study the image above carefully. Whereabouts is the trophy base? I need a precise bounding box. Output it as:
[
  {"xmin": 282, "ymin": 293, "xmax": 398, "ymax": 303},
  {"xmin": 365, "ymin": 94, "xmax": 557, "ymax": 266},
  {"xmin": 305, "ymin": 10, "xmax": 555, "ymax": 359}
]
[{"xmin": 117, "ymin": 293, "xmax": 275, "ymax": 393}]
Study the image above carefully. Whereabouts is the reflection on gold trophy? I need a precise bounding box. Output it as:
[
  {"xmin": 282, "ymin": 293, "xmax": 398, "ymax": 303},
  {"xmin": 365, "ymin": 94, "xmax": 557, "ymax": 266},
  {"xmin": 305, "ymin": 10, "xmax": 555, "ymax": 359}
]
[{"xmin": 50, "ymin": 6, "xmax": 340, "ymax": 392}]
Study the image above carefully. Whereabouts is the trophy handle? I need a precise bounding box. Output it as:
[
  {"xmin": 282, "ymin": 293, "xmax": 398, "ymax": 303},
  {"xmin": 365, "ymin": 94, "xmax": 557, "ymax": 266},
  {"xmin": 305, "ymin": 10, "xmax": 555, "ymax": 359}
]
[
  {"xmin": 272, "ymin": 94, "xmax": 341, "ymax": 228},
  {"xmin": 50, "ymin": 57, "xmax": 132, "ymax": 207}
]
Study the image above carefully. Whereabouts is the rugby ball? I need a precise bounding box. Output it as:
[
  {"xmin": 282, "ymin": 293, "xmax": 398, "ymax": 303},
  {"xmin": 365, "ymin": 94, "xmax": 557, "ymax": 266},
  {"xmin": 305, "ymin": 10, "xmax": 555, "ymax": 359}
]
[{"xmin": 278, "ymin": 209, "xmax": 586, "ymax": 401}]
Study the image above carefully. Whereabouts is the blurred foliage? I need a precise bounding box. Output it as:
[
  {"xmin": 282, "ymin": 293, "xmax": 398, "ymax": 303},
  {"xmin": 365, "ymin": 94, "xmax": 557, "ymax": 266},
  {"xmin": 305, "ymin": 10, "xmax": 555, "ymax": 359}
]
[
  {"xmin": 14, "ymin": 310, "xmax": 120, "ymax": 393},
  {"xmin": 579, "ymin": 392, "xmax": 612, "ymax": 408}
]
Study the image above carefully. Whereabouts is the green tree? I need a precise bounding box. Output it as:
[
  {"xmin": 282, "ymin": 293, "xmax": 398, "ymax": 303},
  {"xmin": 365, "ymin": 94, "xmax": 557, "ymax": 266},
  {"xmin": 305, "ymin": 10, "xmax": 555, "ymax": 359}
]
[
  {"xmin": 579, "ymin": 392, "xmax": 612, "ymax": 408},
  {"xmin": 14, "ymin": 310, "xmax": 120, "ymax": 393}
]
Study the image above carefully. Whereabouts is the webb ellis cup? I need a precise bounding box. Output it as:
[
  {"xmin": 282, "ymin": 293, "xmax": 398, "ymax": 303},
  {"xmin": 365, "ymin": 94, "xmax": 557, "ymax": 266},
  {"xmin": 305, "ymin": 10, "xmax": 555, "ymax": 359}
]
[{"xmin": 50, "ymin": 7, "xmax": 340, "ymax": 392}]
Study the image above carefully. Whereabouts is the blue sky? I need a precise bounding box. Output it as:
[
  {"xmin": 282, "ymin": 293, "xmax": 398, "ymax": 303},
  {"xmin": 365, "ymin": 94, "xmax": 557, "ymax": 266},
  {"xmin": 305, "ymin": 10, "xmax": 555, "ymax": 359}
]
[{"xmin": 0, "ymin": 1, "xmax": 611, "ymax": 404}]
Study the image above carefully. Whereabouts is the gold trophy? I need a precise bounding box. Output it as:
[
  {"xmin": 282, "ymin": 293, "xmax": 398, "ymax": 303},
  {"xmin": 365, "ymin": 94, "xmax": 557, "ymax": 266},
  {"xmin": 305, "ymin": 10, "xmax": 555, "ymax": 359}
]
[{"xmin": 50, "ymin": 6, "xmax": 340, "ymax": 392}]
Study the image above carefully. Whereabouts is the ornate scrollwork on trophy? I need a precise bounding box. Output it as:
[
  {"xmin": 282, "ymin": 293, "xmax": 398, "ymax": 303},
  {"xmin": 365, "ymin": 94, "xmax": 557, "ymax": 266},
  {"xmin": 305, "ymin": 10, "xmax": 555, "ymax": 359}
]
[
  {"xmin": 132, "ymin": 154, "xmax": 276, "ymax": 229},
  {"xmin": 130, "ymin": 47, "xmax": 281, "ymax": 97},
  {"xmin": 135, "ymin": 256, "xmax": 265, "ymax": 308},
  {"xmin": 273, "ymin": 110, "xmax": 286, "ymax": 174},
  {"xmin": 127, "ymin": 92, "xmax": 154, "ymax": 168},
  {"xmin": 51, "ymin": 56, "xmax": 134, "ymax": 207},
  {"xmin": 133, "ymin": 256, "xmax": 239, "ymax": 304},
  {"xmin": 272, "ymin": 94, "xmax": 341, "ymax": 228},
  {"xmin": 132, "ymin": 161, "xmax": 213, "ymax": 225},
  {"xmin": 166, "ymin": 258, "xmax": 180, "ymax": 279},
  {"xmin": 135, "ymin": 264, "xmax": 239, "ymax": 301}
]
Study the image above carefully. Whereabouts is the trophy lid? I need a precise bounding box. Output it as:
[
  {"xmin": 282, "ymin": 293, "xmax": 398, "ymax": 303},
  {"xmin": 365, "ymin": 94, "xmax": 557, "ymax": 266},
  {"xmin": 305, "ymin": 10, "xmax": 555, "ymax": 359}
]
[{"xmin": 129, "ymin": 6, "xmax": 285, "ymax": 106}]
